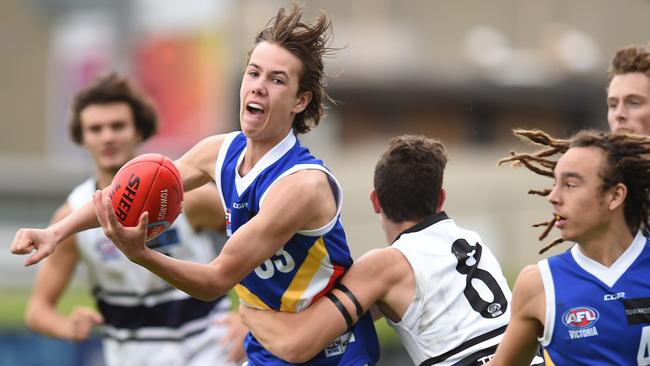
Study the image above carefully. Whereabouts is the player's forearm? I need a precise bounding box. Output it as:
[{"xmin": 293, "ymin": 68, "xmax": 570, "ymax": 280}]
[
  {"xmin": 242, "ymin": 300, "xmax": 346, "ymax": 363},
  {"xmin": 243, "ymin": 309, "xmax": 319, "ymax": 363},
  {"xmin": 49, "ymin": 192, "xmax": 105, "ymax": 244},
  {"xmin": 134, "ymin": 249, "xmax": 233, "ymax": 301},
  {"xmin": 25, "ymin": 301, "xmax": 72, "ymax": 339}
]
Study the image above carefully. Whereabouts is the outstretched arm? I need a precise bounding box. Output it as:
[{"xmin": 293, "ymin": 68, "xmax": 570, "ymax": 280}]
[
  {"xmin": 9, "ymin": 135, "xmax": 223, "ymax": 266},
  {"xmin": 488, "ymin": 265, "xmax": 546, "ymax": 366},
  {"xmin": 239, "ymin": 248, "xmax": 411, "ymax": 363},
  {"xmin": 25, "ymin": 204, "xmax": 103, "ymax": 340},
  {"xmin": 11, "ymin": 192, "xmax": 107, "ymax": 266}
]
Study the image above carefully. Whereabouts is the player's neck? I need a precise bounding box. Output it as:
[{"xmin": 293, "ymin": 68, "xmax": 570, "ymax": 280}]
[
  {"xmin": 385, "ymin": 219, "xmax": 421, "ymax": 244},
  {"xmin": 240, "ymin": 130, "xmax": 292, "ymax": 176},
  {"xmin": 576, "ymin": 219, "xmax": 635, "ymax": 267}
]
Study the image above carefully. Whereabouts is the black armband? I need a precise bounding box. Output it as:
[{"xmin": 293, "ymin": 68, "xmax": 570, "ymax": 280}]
[
  {"xmin": 334, "ymin": 283, "xmax": 364, "ymax": 318},
  {"xmin": 325, "ymin": 292, "xmax": 353, "ymax": 329}
]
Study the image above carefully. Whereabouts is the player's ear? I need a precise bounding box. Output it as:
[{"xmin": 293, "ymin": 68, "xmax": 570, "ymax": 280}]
[
  {"xmin": 292, "ymin": 91, "xmax": 312, "ymax": 114},
  {"xmin": 369, "ymin": 190, "xmax": 381, "ymax": 214},
  {"xmin": 608, "ymin": 183, "xmax": 627, "ymax": 211},
  {"xmin": 436, "ymin": 188, "xmax": 446, "ymax": 212}
]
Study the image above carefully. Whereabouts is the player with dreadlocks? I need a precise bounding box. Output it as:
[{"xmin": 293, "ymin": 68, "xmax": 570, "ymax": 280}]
[{"xmin": 488, "ymin": 128, "xmax": 650, "ymax": 365}]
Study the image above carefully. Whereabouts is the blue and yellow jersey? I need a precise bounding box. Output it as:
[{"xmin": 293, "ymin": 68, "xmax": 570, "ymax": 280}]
[
  {"xmin": 215, "ymin": 131, "xmax": 379, "ymax": 366},
  {"xmin": 538, "ymin": 231, "xmax": 650, "ymax": 365}
]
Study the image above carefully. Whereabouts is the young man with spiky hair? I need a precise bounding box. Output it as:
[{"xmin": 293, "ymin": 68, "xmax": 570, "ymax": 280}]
[
  {"xmin": 11, "ymin": 4, "xmax": 379, "ymax": 365},
  {"xmin": 607, "ymin": 44, "xmax": 650, "ymax": 135},
  {"xmin": 25, "ymin": 73, "xmax": 248, "ymax": 365},
  {"xmin": 490, "ymin": 129, "xmax": 650, "ymax": 365},
  {"xmin": 238, "ymin": 135, "xmax": 544, "ymax": 366}
]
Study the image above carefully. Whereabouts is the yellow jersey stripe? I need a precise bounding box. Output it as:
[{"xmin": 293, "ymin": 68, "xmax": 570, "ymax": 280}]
[
  {"xmin": 235, "ymin": 284, "xmax": 271, "ymax": 310},
  {"xmin": 543, "ymin": 349, "xmax": 556, "ymax": 366},
  {"xmin": 280, "ymin": 237, "xmax": 328, "ymax": 312}
]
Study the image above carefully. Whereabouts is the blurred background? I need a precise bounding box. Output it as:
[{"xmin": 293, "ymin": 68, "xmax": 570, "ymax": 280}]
[{"xmin": 1, "ymin": 0, "xmax": 649, "ymax": 364}]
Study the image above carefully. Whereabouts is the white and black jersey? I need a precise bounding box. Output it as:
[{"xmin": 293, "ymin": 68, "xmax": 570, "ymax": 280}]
[
  {"xmin": 68, "ymin": 178, "xmax": 234, "ymax": 366},
  {"xmin": 386, "ymin": 212, "xmax": 543, "ymax": 366}
]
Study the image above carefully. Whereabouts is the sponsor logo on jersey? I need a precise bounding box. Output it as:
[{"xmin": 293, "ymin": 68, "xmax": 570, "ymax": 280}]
[
  {"xmin": 232, "ymin": 201, "xmax": 249, "ymax": 209},
  {"xmin": 487, "ymin": 303, "xmax": 503, "ymax": 317},
  {"xmin": 324, "ymin": 331, "xmax": 355, "ymax": 358},
  {"xmin": 624, "ymin": 297, "xmax": 650, "ymax": 325},
  {"xmin": 604, "ymin": 292, "xmax": 625, "ymax": 301},
  {"xmin": 563, "ymin": 306, "xmax": 599, "ymax": 328},
  {"xmin": 562, "ymin": 306, "xmax": 599, "ymax": 339}
]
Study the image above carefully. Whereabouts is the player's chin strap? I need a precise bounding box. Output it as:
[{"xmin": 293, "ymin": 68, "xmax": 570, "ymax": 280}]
[{"xmin": 325, "ymin": 283, "xmax": 364, "ymax": 330}]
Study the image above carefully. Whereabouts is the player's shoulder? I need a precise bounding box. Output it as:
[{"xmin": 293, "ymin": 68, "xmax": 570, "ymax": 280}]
[
  {"xmin": 513, "ymin": 264, "xmax": 544, "ymax": 300},
  {"xmin": 179, "ymin": 132, "xmax": 240, "ymax": 171},
  {"xmin": 270, "ymin": 168, "xmax": 330, "ymax": 198},
  {"xmin": 357, "ymin": 248, "xmax": 412, "ymax": 279}
]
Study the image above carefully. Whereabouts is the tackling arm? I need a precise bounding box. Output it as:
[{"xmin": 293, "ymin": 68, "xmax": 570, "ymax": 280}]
[{"xmin": 239, "ymin": 248, "xmax": 409, "ymax": 363}]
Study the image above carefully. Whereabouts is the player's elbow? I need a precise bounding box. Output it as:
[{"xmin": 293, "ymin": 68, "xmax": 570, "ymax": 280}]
[
  {"xmin": 24, "ymin": 303, "xmax": 41, "ymax": 332},
  {"xmin": 191, "ymin": 286, "xmax": 228, "ymax": 302},
  {"xmin": 276, "ymin": 346, "xmax": 312, "ymax": 364}
]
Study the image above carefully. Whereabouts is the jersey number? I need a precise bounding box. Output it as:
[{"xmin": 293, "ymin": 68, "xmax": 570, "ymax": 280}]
[
  {"xmin": 638, "ymin": 326, "xmax": 650, "ymax": 365},
  {"xmin": 255, "ymin": 249, "xmax": 296, "ymax": 279},
  {"xmin": 452, "ymin": 239, "xmax": 507, "ymax": 318}
]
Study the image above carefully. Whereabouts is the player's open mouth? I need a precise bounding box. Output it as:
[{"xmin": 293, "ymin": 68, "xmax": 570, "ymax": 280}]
[{"xmin": 246, "ymin": 103, "xmax": 265, "ymax": 115}]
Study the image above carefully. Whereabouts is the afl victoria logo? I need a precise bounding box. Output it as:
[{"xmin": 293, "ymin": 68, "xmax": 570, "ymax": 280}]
[{"xmin": 562, "ymin": 306, "xmax": 599, "ymax": 329}]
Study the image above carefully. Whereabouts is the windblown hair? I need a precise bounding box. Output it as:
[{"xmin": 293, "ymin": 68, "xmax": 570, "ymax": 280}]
[
  {"xmin": 69, "ymin": 73, "xmax": 158, "ymax": 144},
  {"xmin": 252, "ymin": 2, "xmax": 336, "ymax": 134},
  {"xmin": 607, "ymin": 44, "xmax": 650, "ymax": 82},
  {"xmin": 374, "ymin": 135, "xmax": 448, "ymax": 222},
  {"xmin": 499, "ymin": 129, "xmax": 650, "ymax": 254}
]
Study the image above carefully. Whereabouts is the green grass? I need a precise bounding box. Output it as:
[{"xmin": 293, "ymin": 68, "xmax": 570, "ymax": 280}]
[
  {"xmin": 374, "ymin": 318, "xmax": 401, "ymax": 345},
  {"xmin": 0, "ymin": 287, "xmax": 96, "ymax": 329}
]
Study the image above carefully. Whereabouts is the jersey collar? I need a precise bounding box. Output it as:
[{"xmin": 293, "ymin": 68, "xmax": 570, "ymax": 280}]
[{"xmin": 393, "ymin": 211, "xmax": 450, "ymax": 243}]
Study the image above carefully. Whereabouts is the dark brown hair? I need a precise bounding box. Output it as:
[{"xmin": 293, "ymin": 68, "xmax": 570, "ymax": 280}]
[
  {"xmin": 607, "ymin": 44, "xmax": 650, "ymax": 83},
  {"xmin": 251, "ymin": 3, "xmax": 336, "ymax": 134},
  {"xmin": 69, "ymin": 73, "xmax": 158, "ymax": 144},
  {"xmin": 499, "ymin": 129, "xmax": 650, "ymax": 253},
  {"xmin": 374, "ymin": 135, "xmax": 448, "ymax": 222}
]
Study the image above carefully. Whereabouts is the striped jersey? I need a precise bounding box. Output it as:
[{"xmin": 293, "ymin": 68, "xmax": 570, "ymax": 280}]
[
  {"xmin": 539, "ymin": 231, "xmax": 650, "ymax": 365},
  {"xmin": 68, "ymin": 178, "xmax": 230, "ymax": 366},
  {"xmin": 388, "ymin": 212, "xmax": 543, "ymax": 366},
  {"xmin": 215, "ymin": 131, "xmax": 379, "ymax": 365}
]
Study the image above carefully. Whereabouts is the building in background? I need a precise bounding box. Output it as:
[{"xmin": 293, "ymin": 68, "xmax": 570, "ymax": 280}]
[{"xmin": 1, "ymin": 2, "xmax": 649, "ymax": 363}]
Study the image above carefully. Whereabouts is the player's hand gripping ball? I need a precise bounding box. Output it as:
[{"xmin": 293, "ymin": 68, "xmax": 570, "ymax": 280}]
[{"xmin": 110, "ymin": 153, "xmax": 183, "ymax": 240}]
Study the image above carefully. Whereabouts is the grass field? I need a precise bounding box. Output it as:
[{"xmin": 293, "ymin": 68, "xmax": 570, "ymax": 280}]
[{"xmin": 0, "ymin": 286, "xmax": 401, "ymax": 344}]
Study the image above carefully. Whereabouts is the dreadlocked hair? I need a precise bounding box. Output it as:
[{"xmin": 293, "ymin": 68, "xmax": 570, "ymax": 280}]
[
  {"xmin": 251, "ymin": 2, "xmax": 338, "ymax": 134},
  {"xmin": 499, "ymin": 128, "xmax": 650, "ymax": 254}
]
